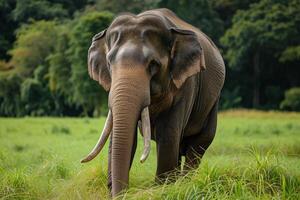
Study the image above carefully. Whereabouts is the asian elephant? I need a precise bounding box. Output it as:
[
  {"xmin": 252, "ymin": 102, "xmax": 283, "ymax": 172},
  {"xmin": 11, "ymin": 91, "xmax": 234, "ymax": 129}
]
[{"xmin": 81, "ymin": 8, "xmax": 225, "ymax": 198}]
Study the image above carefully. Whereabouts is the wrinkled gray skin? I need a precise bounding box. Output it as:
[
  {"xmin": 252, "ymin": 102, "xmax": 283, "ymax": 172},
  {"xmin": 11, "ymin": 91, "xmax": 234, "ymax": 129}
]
[{"xmin": 85, "ymin": 8, "xmax": 225, "ymax": 198}]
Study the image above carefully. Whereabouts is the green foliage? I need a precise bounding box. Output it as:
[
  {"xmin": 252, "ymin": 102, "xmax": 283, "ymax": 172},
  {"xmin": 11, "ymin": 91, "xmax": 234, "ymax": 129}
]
[
  {"xmin": 0, "ymin": 0, "xmax": 17, "ymax": 60},
  {"xmin": 0, "ymin": 0, "xmax": 88, "ymax": 60},
  {"xmin": 48, "ymin": 32, "xmax": 72, "ymax": 96},
  {"xmin": 0, "ymin": 73, "xmax": 23, "ymax": 116},
  {"xmin": 68, "ymin": 11, "xmax": 113, "ymax": 115},
  {"xmin": 220, "ymin": 87, "xmax": 242, "ymax": 109},
  {"xmin": 212, "ymin": 0, "xmax": 260, "ymax": 28},
  {"xmin": 221, "ymin": 0, "xmax": 300, "ymax": 108},
  {"xmin": 159, "ymin": 0, "xmax": 224, "ymax": 41},
  {"xmin": 12, "ymin": 0, "xmax": 68, "ymax": 23},
  {"xmin": 0, "ymin": 11, "xmax": 114, "ymax": 116},
  {"xmin": 1, "ymin": 0, "xmax": 300, "ymax": 115},
  {"xmin": 21, "ymin": 77, "xmax": 53, "ymax": 116},
  {"xmin": 0, "ymin": 21, "xmax": 61, "ymax": 116},
  {"xmin": 280, "ymin": 45, "xmax": 300, "ymax": 63},
  {"xmin": 47, "ymin": 30, "xmax": 75, "ymax": 115},
  {"xmin": 96, "ymin": 0, "xmax": 159, "ymax": 13},
  {"xmin": 9, "ymin": 21, "xmax": 59, "ymax": 73},
  {"xmin": 221, "ymin": 0, "xmax": 298, "ymax": 69},
  {"xmin": 280, "ymin": 88, "xmax": 300, "ymax": 111}
]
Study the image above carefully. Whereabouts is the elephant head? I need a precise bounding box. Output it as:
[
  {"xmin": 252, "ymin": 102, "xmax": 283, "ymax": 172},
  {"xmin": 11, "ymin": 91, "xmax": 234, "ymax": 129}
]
[{"xmin": 81, "ymin": 13, "xmax": 206, "ymax": 197}]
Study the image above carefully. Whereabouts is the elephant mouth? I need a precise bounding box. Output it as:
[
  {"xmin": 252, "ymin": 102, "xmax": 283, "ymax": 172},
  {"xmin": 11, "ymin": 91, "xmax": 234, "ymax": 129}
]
[{"xmin": 80, "ymin": 106, "xmax": 151, "ymax": 164}]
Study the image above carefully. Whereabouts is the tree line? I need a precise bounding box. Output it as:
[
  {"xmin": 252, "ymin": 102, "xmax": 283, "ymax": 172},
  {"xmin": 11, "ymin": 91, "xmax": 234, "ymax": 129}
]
[{"xmin": 0, "ymin": 0, "xmax": 299, "ymax": 117}]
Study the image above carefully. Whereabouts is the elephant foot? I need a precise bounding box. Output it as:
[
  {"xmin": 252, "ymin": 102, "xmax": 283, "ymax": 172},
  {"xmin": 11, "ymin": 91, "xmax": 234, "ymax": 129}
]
[{"xmin": 155, "ymin": 168, "xmax": 181, "ymax": 185}]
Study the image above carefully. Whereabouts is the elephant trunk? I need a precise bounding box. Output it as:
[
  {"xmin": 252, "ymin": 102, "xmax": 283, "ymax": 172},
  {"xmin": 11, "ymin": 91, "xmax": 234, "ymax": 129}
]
[{"xmin": 110, "ymin": 68, "xmax": 150, "ymax": 197}]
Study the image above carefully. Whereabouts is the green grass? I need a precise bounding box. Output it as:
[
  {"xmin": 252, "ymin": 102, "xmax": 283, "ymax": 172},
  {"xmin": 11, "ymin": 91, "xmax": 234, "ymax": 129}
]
[{"xmin": 0, "ymin": 110, "xmax": 299, "ymax": 199}]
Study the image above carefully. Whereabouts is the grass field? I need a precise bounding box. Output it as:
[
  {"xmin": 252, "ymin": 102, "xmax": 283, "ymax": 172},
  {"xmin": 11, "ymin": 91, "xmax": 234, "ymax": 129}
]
[{"xmin": 0, "ymin": 110, "xmax": 299, "ymax": 199}]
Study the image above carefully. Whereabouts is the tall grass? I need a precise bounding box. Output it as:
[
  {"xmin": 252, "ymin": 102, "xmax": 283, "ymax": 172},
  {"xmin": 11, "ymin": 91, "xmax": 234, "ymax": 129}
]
[
  {"xmin": 120, "ymin": 147, "xmax": 299, "ymax": 200},
  {"xmin": 0, "ymin": 110, "xmax": 299, "ymax": 199}
]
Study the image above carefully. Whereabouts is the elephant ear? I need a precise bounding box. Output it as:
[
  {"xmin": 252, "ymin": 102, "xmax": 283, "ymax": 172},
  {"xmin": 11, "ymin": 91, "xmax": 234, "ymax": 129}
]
[
  {"xmin": 88, "ymin": 29, "xmax": 111, "ymax": 91},
  {"xmin": 170, "ymin": 28, "xmax": 206, "ymax": 89}
]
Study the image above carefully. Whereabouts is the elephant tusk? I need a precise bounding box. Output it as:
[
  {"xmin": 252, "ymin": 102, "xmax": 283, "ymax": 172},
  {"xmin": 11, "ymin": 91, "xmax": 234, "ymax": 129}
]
[
  {"xmin": 81, "ymin": 110, "xmax": 113, "ymax": 163},
  {"xmin": 140, "ymin": 107, "xmax": 151, "ymax": 163}
]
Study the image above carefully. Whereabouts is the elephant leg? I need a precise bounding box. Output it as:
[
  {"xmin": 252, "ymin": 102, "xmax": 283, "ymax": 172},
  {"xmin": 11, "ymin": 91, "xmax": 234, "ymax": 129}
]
[
  {"xmin": 155, "ymin": 117, "xmax": 182, "ymax": 183},
  {"xmin": 156, "ymin": 138, "xmax": 181, "ymax": 183},
  {"xmin": 184, "ymin": 100, "xmax": 218, "ymax": 170}
]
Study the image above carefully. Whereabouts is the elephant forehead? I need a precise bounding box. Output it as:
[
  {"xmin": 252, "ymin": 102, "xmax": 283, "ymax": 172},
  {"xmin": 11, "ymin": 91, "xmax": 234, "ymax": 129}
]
[{"xmin": 109, "ymin": 14, "xmax": 168, "ymax": 36}]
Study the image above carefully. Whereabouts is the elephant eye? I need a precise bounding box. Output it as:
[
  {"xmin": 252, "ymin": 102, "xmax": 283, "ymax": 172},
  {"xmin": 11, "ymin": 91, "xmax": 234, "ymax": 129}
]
[{"xmin": 148, "ymin": 59, "xmax": 160, "ymax": 76}]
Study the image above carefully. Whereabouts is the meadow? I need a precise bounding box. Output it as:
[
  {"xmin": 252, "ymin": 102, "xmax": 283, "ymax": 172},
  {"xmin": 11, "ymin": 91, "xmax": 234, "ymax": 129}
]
[{"xmin": 0, "ymin": 110, "xmax": 299, "ymax": 199}]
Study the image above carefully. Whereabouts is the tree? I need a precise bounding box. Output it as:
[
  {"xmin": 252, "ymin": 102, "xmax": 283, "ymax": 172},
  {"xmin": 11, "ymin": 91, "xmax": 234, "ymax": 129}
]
[
  {"xmin": 68, "ymin": 11, "xmax": 114, "ymax": 115},
  {"xmin": 211, "ymin": 0, "xmax": 259, "ymax": 28},
  {"xmin": 0, "ymin": 0, "xmax": 17, "ymax": 60},
  {"xmin": 95, "ymin": 0, "xmax": 158, "ymax": 14},
  {"xmin": 280, "ymin": 87, "xmax": 300, "ymax": 111},
  {"xmin": 47, "ymin": 28, "xmax": 85, "ymax": 116},
  {"xmin": 0, "ymin": 72, "xmax": 23, "ymax": 116},
  {"xmin": 0, "ymin": 0, "xmax": 87, "ymax": 61},
  {"xmin": 50, "ymin": 0, "xmax": 90, "ymax": 16},
  {"xmin": 0, "ymin": 21, "xmax": 61, "ymax": 116},
  {"xmin": 12, "ymin": 0, "xmax": 67, "ymax": 23},
  {"xmin": 20, "ymin": 73, "xmax": 53, "ymax": 116},
  {"xmin": 221, "ymin": 0, "xmax": 300, "ymax": 108},
  {"xmin": 158, "ymin": 0, "xmax": 224, "ymax": 42},
  {"xmin": 9, "ymin": 21, "xmax": 59, "ymax": 75}
]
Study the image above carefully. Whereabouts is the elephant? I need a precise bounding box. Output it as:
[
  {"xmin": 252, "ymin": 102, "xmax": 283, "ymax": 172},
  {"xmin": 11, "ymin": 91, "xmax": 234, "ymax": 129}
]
[{"xmin": 81, "ymin": 8, "xmax": 225, "ymax": 198}]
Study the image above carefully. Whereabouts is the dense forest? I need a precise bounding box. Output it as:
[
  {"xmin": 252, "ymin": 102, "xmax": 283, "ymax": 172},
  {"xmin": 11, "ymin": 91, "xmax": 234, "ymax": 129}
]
[{"xmin": 0, "ymin": 0, "xmax": 299, "ymax": 116}]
